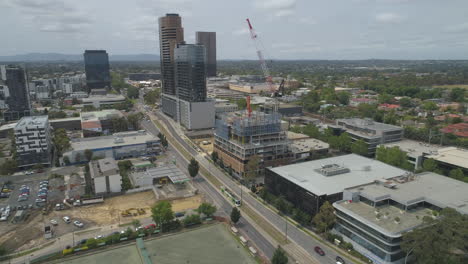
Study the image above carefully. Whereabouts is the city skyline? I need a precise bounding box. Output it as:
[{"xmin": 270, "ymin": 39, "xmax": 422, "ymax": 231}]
[{"xmin": 0, "ymin": 0, "xmax": 468, "ymax": 60}]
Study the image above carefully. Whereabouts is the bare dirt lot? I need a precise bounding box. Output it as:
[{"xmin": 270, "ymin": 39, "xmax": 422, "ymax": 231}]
[
  {"xmin": 0, "ymin": 211, "xmax": 45, "ymax": 252},
  {"xmin": 51, "ymin": 191, "xmax": 157, "ymax": 226},
  {"xmin": 170, "ymin": 195, "xmax": 203, "ymax": 213},
  {"xmin": 192, "ymin": 137, "xmax": 214, "ymax": 153}
]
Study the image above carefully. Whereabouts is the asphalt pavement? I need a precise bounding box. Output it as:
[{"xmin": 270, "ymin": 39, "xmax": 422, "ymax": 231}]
[{"xmin": 150, "ymin": 107, "xmax": 357, "ymax": 264}]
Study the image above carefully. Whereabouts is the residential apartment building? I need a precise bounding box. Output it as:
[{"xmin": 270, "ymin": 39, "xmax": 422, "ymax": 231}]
[
  {"xmin": 0, "ymin": 65, "xmax": 31, "ymax": 121},
  {"xmin": 89, "ymin": 158, "xmax": 122, "ymax": 194},
  {"xmin": 14, "ymin": 116, "xmax": 52, "ymax": 168},
  {"xmin": 159, "ymin": 13, "xmax": 184, "ymax": 119},
  {"xmin": 333, "ymin": 172, "xmax": 468, "ymax": 264},
  {"xmin": 329, "ymin": 118, "xmax": 403, "ymax": 155},
  {"xmin": 214, "ymin": 111, "xmax": 293, "ymax": 178}
]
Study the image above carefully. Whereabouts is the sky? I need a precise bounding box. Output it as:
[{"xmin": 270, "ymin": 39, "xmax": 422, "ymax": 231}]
[{"xmin": 1, "ymin": 0, "xmax": 468, "ymax": 60}]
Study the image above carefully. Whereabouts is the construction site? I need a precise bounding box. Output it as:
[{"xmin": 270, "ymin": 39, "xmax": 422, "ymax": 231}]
[{"xmin": 213, "ymin": 110, "xmax": 293, "ymax": 178}]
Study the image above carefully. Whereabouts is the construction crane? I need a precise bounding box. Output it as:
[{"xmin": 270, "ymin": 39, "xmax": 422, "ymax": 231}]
[{"xmin": 246, "ymin": 18, "xmax": 280, "ymax": 114}]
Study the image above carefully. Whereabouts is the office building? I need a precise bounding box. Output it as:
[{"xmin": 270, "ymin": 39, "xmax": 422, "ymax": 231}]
[
  {"xmin": 84, "ymin": 50, "xmax": 111, "ymax": 91},
  {"xmin": 261, "ymin": 103, "xmax": 303, "ymax": 117},
  {"xmin": 426, "ymin": 147, "xmax": 468, "ymax": 173},
  {"xmin": 14, "ymin": 116, "xmax": 52, "ymax": 168},
  {"xmin": 159, "ymin": 14, "xmax": 184, "ymax": 119},
  {"xmin": 196, "ymin": 31, "xmax": 216, "ymax": 77},
  {"xmin": 381, "ymin": 140, "xmax": 442, "ymax": 169},
  {"xmin": 62, "ymin": 131, "xmax": 160, "ymax": 164},
  {"xmin": 329, "ymin": 118, "xmax": 403, "ymax": 155},
  {"xmin": 0, "ymin": 65, "xmax": 31, "ymax": 121},
  {"xmin": 89, "ymin": 158, "xmax": 122, "ymax": 194},
  {"xmin": 81, "ymin": 93, "xmax": 126, "ymax": 108},
  {"xmin": 264, "ymin": 154, "xmax": 407, "ymax": 216},
  {"xmin": 333, "ymin": 172, "xmax": 468, "ymax": 264},
  {"xmin": 214, "ymin": 111, "xmax": 293, "ymax": 178}
]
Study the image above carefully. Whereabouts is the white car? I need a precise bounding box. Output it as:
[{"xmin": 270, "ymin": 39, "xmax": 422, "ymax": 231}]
[
  {"xmin": 63, "ymin": 216, "xmax": 71, "ymax": 223},
  {"xmin": 50, "ymin": 219, "xmax": 58, "ymax": 225},
  {"xmin": 94, "ymin": 235, "xmax": 103, "ymax": 240},
  {"xmin": 73, "ymin": 220, "xmax": 84, "ymax": 228}
]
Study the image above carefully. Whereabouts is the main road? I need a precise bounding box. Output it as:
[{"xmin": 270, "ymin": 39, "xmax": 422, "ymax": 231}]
[{"xmin": 142, "ymin": 103, "xmax": 359, "ymax": 264}]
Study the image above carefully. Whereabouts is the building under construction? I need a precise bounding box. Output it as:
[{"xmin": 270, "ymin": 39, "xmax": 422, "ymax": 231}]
[{"xmin": 213, "ymin": 110, "xmax": 293, "ymax": 178}]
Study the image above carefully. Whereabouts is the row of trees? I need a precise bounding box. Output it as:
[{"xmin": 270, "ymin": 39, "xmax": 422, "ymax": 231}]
[
  {"xmin": 376, "ymin": 145, "xmax": 414, "ymax": 170},
  {"xmin": 117, "ymin": 160, "xmax": 133, "ymax": 191},
  {"xmin": 112, "ymin": 112, "xmax": 144, "ymax": 132},
  {"xmin": 157, "ymin": 133, "xmax": 168, "ymax": 149}
]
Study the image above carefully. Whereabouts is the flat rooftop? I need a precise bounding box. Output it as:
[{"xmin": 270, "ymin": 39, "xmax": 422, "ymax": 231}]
[
  {"xmin": 291, "ymin": 137, "xmax": 329, "ymax": 152},
  {"xmin": 287, "ymin": 131, "xmax": 310, "ymax": 140},
  {"xmin": 82, "ymin": 94, "xmax": 125, "ymax": 102},
  {"xmin": 269, "ymin": 154, "xmax": 407, "ymax": 196},
  {"xmin": 0, "ymin": 122, "xmax": 17, "ymax": 131},
  {"xmin": 49, "ymin": 117, "xmax": 81, "ymax": 123},
  {"xmin": 382, "ymin": 139, "xmax": 442, "ymax": 157},
  {"xmin": 90, "ymin": 158, "xmax": 119, "ymax": 178},
  {"xmin": 81, "ymin": 109, "xmax": 123, "ymax": 121},
  {"xmin": 131, "ymin": 164, "xmax": 189, "ymax": 184},
  {"xmin": 347, "ymin": 172, "xmax": 468, "ymax": 215},
  {"xmin": 334, "ymin": 118, "xmax": 402, "ymax": 136},
  {"xmin": 337, "ymin": 200, "xmax": 432, "ymax": 235},
  {"xmin": 336, "ymin": 172, "xmax": 468, "ymax": 235},
  {"xmin": 68, "ymin": 131, "xmax": 156, "ymax": 152},
  {"xmin": 426, "ymin": 147, "xmax": 468, "ymax": 170},
  {"xmin": 15, "ymin": 116, "xmax": 49, "ymax": 129}
]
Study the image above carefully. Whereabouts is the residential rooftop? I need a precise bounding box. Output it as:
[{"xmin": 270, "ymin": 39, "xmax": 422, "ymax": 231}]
[
  {"xmin": 15, "ymin": 116, "xmax": 49, "ymax": 130},
  {"xmin": 268, "ymin": 154, "xmax": 407, "ymax": 196},
  {"xmin": 426, "ymin": 147, "xmax": 468, "ymax": 170},
  {"xmin": 68, "ymin": 130, "xmax": 157, "ymax": 152},
  {"xmin": 382, "ymin": 139, "xmax": 442, "ymax": 157}
]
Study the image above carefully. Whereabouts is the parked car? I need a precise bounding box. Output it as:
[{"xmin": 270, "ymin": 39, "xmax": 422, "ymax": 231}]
[
  {"xmin": 50, "ymin": 219, "xmax": 58, "ymax": 225},
  {"xmin": 314, "ymin": 246, "xmax": 325, "ymax": 256},
  {"xmin": 63, "ymin": 216, "xmax": 71, "ymax": 223},
  {"xmin": 174, "ymin": 212, "xmax": 185, "ymax": 218},
  {"xmin": 73, "ymin": 220, "xmax": 84, "ymax": 228},
  {"xmin": 94, "ymin": 235, "xmax": 103, "ymax": 240},
  {"xmin": 144, "ymin": 224, "xmax": 156, "ymax": 229},
  {"xmin": 35, "ymin": 198, "xmax": 46, "ymax": 203},
  {"xmin": 336, "ymin": 256, "xmax": 345, "ymax": 264}
]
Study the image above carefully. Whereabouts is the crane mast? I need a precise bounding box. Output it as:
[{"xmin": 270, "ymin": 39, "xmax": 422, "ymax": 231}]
[{"xmin": 246, "ymin": 18, "xmax": 278, "ymax": 113}]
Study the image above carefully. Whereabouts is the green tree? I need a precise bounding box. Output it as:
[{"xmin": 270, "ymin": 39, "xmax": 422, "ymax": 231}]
[
  {"xmin": 158, "ymin": 133, "xmax": 168, "ymax": 149},
  {"xmin": 131, "ymin": 219, "xmax": 141, "ymax": 228},
  {"xmin": 188, "ymin": 158, "xmax": 199, "ymax": 178},
  {"xmin": 338, "ymin": 133, "xmax": 352, "ymax": 152},
  {"xmin": 351, "ymin": 139, "xmax": 368, "ymax": 156},
  {"xmin": 422, "ymin": 158, "xmax": 438, "ymax": 172},
  {"xmin": 422, "ymin": 101, "xmax": 438, "ymax": 111},
  {"xmin": 151, "ymin": 201, "xmax": 174, "ymax": 231},
  {"xmin": 75, "ymin": 152, "xmax": 82, "ymax": 163},
  {"xmin": 357, "ymin": 103, "xmax": 378, "ymax": 118},
  {"xmin": 144, "ymin": 89, "xmax": 161, "ymax": 105},
  {"xmin": 63, "ymin": 156, "xmax": 70, "ymax": 166},
  {"xmin": 292, "ymin": 209, "xmax": 311, "ymax": 226},
  {"xmin": 127, "ymin": 113, "xmax": 143, "ymax": 130},
  {"xmin": 312, "ymin": 201, "xmax": 336, "ymax": 233},
  {"xmin": 211, "ymin": 151, "xmax": 218, "ymax": 163},
  {"xmin": 449, "ymin": 88, "xmax": 466, "ymax": 102},
  {"xmin": 401, "ymin": 208, "xmax": 468, "ymax": 264},
  {"xmin": 230, "ymin": 207, "xmax": 241, "ymax": 224},
  {"xmin": 127, "ymin": 86, "xmax": 139, "ymax": 99},
  {"xmin": 399, "ymin": 97, "xmax": 412, "ymax": 108},
  {"xmin": 53, "ymin": 128, "xmax": 71, "ymax": 156},
  {"xmin": 449, "ymin": 168, "xmax": 465, "ymax": 181},
  {"xmin": 197, "ymin": 203, "xmax": 217, "ymax": 218},
  {"xmin": 378, "ymin": 93, "xmax": 394, "ymax": 104},
  {"xmin": 183, "ymin": 214, "xmax": 202, "ymax": 227},
  {"xmin": 336, "ymin": 91, "xmax": 350, "ymax": 105},
  {"xmin": 244, "ymin": 155, "xmax": 260, "ymax": 186},
  {"xmin": 272, "ymin": 246, "xmax": 288, "ymax": 264},
  {"xmin": 0, "ymin": 159, "xmax": 18, "ymax": 175},
  {"xmin": 84, "ymin": 149, "xmax": 93, "ymax": 161}
]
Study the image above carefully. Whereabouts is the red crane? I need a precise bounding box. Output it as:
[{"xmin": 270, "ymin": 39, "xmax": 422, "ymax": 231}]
[{"xmin": 246, "ymin": 18, "xmax": 279, "ymax": 114}]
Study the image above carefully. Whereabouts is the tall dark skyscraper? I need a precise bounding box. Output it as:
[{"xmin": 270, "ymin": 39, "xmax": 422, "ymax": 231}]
[
  {"xmin": 195, "ymin": 32, "xmax": 216, "ymax": 77},
  {"xmin": 159, "ymin": 14, "xmax": 184, "ymax": 119},
  {"xmin": 84, "ymin": 50, "xmax": 111, "ymax": 92},
  {"xmin": 175, "ymin": 43, "xmax": 206, "ymax": 102},
  {"xmin": 0, "ymin": 65, "xmax": 31, "ymax": 121},
  {"xmin": 159, "ymin": 14, "xmax": 184, "ymax": 96}
]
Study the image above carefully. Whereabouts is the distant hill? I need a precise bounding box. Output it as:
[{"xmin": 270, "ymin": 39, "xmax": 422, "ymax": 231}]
[{"xmin": 0, "ymin": 53, "xmax": 160, "ymax": 62}]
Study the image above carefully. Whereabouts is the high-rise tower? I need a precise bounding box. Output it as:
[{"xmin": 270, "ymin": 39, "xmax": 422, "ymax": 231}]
[
  {"xmin": 159, "ymin": 14, "xmax": 184, "ymax": 119},
  {"xmin": 84, "ymin": 50, "xmax": 111, "ymax": 92},
  {"xmin": 0, "ymin": 65, "xmax": 31, "ymax": 121},
  {"xmin": 195, "ymin": 31, "xmax": 216, "ymax": 77},
  {"xmin": 175, "ymin": 43, "xmax": 206, "ymax": 102}
]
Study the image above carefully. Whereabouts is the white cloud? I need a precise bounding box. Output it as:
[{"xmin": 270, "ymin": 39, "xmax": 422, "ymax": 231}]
[
  {"xmin": 253, "ymin": 0, "xmax": 296, "ymax": 18},
  {"xmin": 444, "ymin": 22, "xmax": 468, "ymax": 33},
  {"xmin": 298, "ymin": 17, "xmax": 317, "ymax": 25},
  {"xmin": 232, "ymin": 28, "xmax": 250, "ymax": 36},
  {"xmin": 375, "ymin": 13, "xmax": 403, "ymax": 23}
]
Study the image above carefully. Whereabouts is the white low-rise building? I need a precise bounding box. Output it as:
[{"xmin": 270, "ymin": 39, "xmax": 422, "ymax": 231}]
[{"xmin": 89, "ymin": 158, "xmax": 121, "ymax": 194}]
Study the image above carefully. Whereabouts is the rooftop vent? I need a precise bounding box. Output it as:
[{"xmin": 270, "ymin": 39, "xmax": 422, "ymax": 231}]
[{"xmin": 316, "ymin": 164, "xmax": 350, "ymax": 176}]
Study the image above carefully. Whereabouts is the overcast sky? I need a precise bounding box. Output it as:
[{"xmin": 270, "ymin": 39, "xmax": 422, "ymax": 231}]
[{"xmin": 1, "ymin": 0, "xmax": 468, "ymax": 59}]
